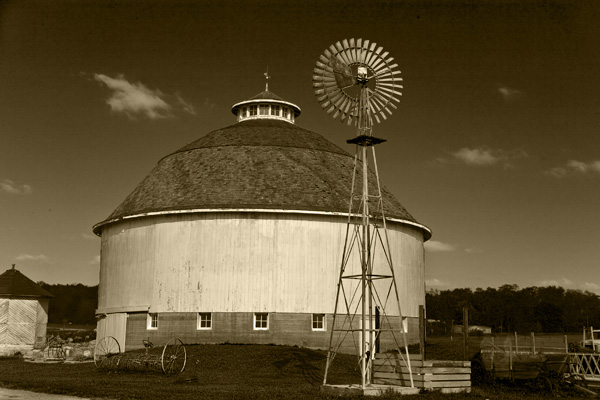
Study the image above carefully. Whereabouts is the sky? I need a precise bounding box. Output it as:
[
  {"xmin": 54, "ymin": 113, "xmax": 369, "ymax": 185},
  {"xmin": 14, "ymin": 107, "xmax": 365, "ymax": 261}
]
[{"xmin": 0, "ymin": 0, "xmax": 598, "ymax": 294}]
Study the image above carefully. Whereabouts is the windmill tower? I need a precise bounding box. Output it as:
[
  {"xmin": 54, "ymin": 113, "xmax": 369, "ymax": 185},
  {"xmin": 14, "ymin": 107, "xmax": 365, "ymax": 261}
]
[{"xmin": 313, "ymin": 38, "xmax": 414, "ymax": 389}]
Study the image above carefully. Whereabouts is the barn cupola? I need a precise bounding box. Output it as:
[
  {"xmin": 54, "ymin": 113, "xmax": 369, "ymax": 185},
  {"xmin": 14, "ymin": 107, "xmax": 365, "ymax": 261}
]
[{"xmin": 231, "ymin": 81, "xmax": 301, "ymax": 124}]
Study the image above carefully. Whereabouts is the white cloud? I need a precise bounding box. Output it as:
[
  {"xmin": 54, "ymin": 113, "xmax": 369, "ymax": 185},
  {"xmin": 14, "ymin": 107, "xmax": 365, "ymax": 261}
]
[
  {"xmin": 452, "ymin": 147, "xmax": 527, "ymax": 168},
  {"xmin": 175, "ymin": 92, "xmax": 197, "ymax": 115},
  {"xmin": 94, "ymin": 73, "xmax": 172, "ymax": 119},
  {"xmin": 567, "ymin": 159, "xmax": 600, "ymax": 174},
  {"xmin": 1, "ymin": 179, "xmax": 32, "ymax": 195},
  {"xmin": 426, "ymin": 278, "xmax": 446, "ymax": 288},
  {"xmin": 465, "ymin": 247, "xmax": 483, "ymax": 254},
  {"xmin": 583, "ymin": 282, "xmax": 600, "ymax": 292},
  {"xmin": 545, "ymin": 167, "xmax": 567, "ymax": 178},
  {"xmin": 546, "ymin": 159, "xmax": 600, "ymax": 178},
  {"xmin": 453, "ymin": 147, "xmax": 499, "ymax": 166},
  {"xmin": 537, "ymin": 279, "xmax": 560, "ymax": 287},
  {"xmin": 424, "ymin": 240, "xmax": 456, "ymax": 252},
  {"xmin": 498, "ymin": 85, "xmax": 523, "ymax": 102},
  {"xmin": 15, "ymin": 254, "xmax": 50, "ymax": 263}
]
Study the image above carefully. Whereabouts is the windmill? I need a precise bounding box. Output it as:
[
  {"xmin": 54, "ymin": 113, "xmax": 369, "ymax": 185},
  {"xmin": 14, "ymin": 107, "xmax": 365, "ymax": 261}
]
[{"xmin": 313, "ymin": 38, "xmax": 413, "ymax": 389}]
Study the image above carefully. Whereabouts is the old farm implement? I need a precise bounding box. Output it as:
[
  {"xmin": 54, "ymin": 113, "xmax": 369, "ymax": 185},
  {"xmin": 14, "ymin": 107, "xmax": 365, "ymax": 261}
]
[
  {"xmin": 94, "ymin": 336, "xmax": 187, "ymax": 374},
  {"xmin": 479, "ymin": 334, "xmax": 600, "ymax": 393}
]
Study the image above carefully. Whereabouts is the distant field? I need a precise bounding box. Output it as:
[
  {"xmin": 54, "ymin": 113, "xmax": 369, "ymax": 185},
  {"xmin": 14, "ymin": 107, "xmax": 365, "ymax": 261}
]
[
  {"xmin": 0, "ymin": 342, "xmax": 592, "ymax": 400},
  {"xmin": 47, "ymin": 323, "xmax": 96, "ymax": 331}
]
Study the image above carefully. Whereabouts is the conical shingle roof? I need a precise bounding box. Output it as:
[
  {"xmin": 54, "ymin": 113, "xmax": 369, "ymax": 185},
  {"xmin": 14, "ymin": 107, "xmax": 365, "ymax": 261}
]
[
  {"xmin": 0, "ymin": 268, "xmax": 54, "ymax": 298},
  {"xmin": 94, "ymin": 118, "xmax": 429, "ymax": 239}
]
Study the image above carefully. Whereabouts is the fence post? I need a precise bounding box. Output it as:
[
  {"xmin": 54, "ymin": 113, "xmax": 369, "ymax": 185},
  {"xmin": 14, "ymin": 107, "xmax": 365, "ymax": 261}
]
[
  {"xmin": 514, "ymin": 332, "xmax": 518, "ymax": 354},
  {"xmin": 564, "ymin": 335, "xmax": 568, "ymax": 353},
  {"xmin": 462, "ymin": 306, "xmax": 469, "ymax": 361},
  {"xmin": 509, "ymin": 338, "xmax": 513, "ymax": 381},
  {"xmin": 531, "ymin": 332, "xmax": 535, "ymax": 354},
  {"xmin": 491, "ymin": 336, "xmax": 495, "ymax": 373}
]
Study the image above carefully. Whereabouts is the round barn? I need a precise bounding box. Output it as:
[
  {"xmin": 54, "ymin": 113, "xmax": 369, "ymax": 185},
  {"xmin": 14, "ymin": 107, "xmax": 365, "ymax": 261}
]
[{"xmin": 93, "ymin": 89, "xmax": 431, "ymax": 351}]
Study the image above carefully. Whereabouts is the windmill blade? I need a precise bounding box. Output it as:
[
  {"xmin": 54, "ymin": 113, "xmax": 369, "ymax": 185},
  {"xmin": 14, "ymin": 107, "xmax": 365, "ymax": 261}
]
[
  {"xmin": 377, "ymin": 87, "xmax": 401, "ymax": 103},
  {"xmin": 335, "ymin": 41, "xmax": 352, "ymax": 66},
  {"xmin": 348, "ymin": 38, "xmax": 357, "ymax": 62},
  {"xmin": 370, "ymin": 52, "xmax": 390, "ymax": 72},
  {"xmin": 375, "ymin": 69, "xmax": 402, "ymax": 79},
  {"xmin": 364, "ymin": 42, "xmax": 378, "ymax": 67},
  {"xmin": 356, "ymin": 38, "xmax": 364, "ymax": 64},
  {"xmin": 377, "ymin": 84, "xmax": 403, "ymax": 98}
]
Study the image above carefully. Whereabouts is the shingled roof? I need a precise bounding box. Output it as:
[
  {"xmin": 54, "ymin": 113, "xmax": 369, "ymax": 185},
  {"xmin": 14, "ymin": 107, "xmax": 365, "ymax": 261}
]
[
  {"xmin": 94, "ymin": 119, "xmax": 429, "ymax": 238},
  {"xmin": 0, "ymin": 267, "xmax": 54, "ymax": 298}
]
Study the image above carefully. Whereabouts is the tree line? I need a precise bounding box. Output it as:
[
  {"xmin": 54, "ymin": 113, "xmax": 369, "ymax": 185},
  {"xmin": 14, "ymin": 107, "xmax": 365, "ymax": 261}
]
[
  {"xmin": 38, "ymin": 283, "xmax": 98, "ymax": 325},
  {"xmin": 426, "ymin": 284, "xmax": 600, "ymax": 334}
]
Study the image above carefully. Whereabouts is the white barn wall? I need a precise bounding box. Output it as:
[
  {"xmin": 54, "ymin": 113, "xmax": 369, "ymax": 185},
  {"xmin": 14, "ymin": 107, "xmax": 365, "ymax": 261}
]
[{"xmin": 98, "ymin": 212, "xmax": 424, "ymax": 318}]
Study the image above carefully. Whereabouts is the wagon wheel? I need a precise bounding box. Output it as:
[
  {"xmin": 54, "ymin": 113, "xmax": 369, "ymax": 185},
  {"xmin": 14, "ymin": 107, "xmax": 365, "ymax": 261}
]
[
  {"xmin": 534, "ymin": 375, "xmax": 553, "ymax": 392},
  {"xmin": 94, "ymin": 336, "xmax": 121, "ymax": 368},
  {"xmin": 567, "ymin": 373, "xmax": 588, "ymax": 389},
  {"xmin": 161, "ymin": 338, "xmax": 186, "ymax": 374}
]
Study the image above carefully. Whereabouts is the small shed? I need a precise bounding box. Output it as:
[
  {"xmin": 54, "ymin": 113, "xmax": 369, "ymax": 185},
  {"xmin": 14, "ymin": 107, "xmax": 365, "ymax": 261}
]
[{"xmin": 0, "ymin": 266, "xmax": 53, "ymax": 349}]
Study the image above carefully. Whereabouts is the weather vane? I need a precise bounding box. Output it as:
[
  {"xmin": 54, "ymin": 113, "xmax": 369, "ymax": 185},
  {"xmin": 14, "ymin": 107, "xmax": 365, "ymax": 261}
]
[{"xmin": 264, "ymin": 68, "xmax": 270, "ymax": 91}]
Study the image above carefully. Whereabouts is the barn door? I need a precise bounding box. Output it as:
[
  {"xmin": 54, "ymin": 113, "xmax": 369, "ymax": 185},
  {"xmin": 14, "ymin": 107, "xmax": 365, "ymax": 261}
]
[{"xmin": 97, "ymin": 313, "xmax": 127, "ymax": 352}]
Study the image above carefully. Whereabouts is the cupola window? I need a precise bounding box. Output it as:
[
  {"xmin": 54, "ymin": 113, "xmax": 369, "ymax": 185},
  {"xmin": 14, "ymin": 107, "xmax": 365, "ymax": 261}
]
[
  {"xmin": 259, "ymin": 104, "xmax": 269, "ymax": 115},
  {"xmin": 249, "ymin": 105, "xmax": 257, "ymax": 116},
  {"xmin": 271, "ymin": 105, "xmax": 280, "ymax": 116}
]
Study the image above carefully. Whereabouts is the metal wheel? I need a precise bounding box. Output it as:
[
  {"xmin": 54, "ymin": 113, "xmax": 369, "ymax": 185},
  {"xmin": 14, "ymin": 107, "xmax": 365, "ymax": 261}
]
[
  {"xmin": 161, "ymin": 338, "xmax": 186, "ymax": 374},
  {"xmin": 94, "ymin": 336, "xmax": 121, "ymax": 368}
]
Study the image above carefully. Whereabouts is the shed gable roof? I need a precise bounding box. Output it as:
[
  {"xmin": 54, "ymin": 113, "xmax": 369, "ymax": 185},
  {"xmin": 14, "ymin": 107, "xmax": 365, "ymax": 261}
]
[{"xmin": 0, "ymin": 268, "xmax": 54, "ymax": 298}]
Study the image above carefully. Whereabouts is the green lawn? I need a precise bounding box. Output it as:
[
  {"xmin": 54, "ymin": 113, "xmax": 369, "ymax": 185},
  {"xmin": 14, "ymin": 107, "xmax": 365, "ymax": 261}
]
[{"xmin": 0, "ymin": 342, "xmax": 592, "ymax": 399}]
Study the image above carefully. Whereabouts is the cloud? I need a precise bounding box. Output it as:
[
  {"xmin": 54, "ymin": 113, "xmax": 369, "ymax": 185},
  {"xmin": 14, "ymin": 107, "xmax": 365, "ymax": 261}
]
[
  {"xmin": 498, "ymin": 85, "xmax": 523, "ymax": 102},
  {"xmin": 175, "ymin": 92, "xmax": 197, "ymax": 115},
  {"xmin": 546, "ymin": 159, "xmax": 600, "ymax": 177},
  {"xmin": 452, "ymin": 147, "xmax": 527, "ymax": 168},
  {"xmin": 545, "ymin": 167, "xmax": 567, "ymax": 178},
  {"xmin": 567, "ymin": 159, "xmax": 600, "ymax": 174},
  {"xmin": 426, "ymin": 278, "xmax": 446, "ymax": 288},
  {"xmin": 1, "ymin": 179, "xmax": 32, "ymax": 195},
  {"xmin": 94, "ymin": 73, "xmax": 172, "ymax": 119},
  {"xmin": 583, "ymin": 282, "xmax": 600, "ymax": 292},
  {"xmin": 15, "ymin": 254, "xmax": 50, "ymax": 263},
  {"xmin": 537, "ymin": 279, "xmax": 560, "ymax": 287},
  {"xmin": 453, "ymin": 147, "xmax": 499, "ymax": 166},
  {"xmin": 465, "ymin": 247, "xmax": 483, "ymax": 254},
  {"xmin": 424, "ymin": 240, "xmax": 456, "ymax": 252}
]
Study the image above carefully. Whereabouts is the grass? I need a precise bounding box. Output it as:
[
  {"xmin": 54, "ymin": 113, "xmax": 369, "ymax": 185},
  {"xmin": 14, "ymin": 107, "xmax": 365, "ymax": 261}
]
[{"xmin": 0, "ymin": 341, "xmax": 594, "ymax": 399}]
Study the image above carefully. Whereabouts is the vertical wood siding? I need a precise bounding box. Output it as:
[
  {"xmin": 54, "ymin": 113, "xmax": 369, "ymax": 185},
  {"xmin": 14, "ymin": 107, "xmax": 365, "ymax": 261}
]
[
  {"xmin": 97, "ymin": 313, "xmax": 127, "ymax": 351},
  {"xmin": 98, "ymin": 212, "xmax": 424, "ymax": 318}
]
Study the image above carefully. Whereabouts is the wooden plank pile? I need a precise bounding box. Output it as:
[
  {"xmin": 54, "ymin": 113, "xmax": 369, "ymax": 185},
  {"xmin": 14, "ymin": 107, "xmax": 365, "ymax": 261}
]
[{"xmin": 372, "ymin": 353, "xmax": 471, "ymax": 393}]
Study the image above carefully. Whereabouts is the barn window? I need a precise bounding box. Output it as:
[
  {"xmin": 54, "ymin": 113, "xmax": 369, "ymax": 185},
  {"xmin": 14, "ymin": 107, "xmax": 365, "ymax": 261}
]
[
  {"xmin": 254, "ymin": 313, "xmax": 269, "ymax": 330},
  {"xmin": 312, "ymin": 314, "xmax": 325, "ymax": 331},
  {"xmin": 271, "ymin": 105, "xmax": 280, "ymax": 116},
  {"xmin": 197, "ymin": 313, "xmax": 212, "ymax": 330},
  {"xmin": 249, "ymin": 105, "xmax": 257, "ymax": 116},
  {"xmin": 147, "ymin": 313, "xmax": 158, "ymax": 330},
  {"xmin": 259, "ymin": 104, "xmax": 269, "ymax": 115},
  {"xmin": 282, "ymin": 107, "xmax": 289, "ymax": 119}
]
